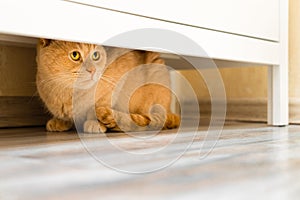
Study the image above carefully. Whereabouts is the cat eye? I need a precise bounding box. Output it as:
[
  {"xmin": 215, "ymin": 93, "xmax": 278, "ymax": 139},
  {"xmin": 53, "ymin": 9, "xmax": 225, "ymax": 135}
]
[
  {"xmin": 92, "ymin": 51, "xmax": 100, "ymax": 61},
  {"xmin": 70, "ymin": 51, "xmax": 81, "ymax": 61}
]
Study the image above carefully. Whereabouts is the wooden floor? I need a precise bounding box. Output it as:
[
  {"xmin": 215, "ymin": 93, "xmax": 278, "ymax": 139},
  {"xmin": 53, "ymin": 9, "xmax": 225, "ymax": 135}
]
[{"xmin": 1, "ymin": 121, "xmax": 300, "ymax": 199}]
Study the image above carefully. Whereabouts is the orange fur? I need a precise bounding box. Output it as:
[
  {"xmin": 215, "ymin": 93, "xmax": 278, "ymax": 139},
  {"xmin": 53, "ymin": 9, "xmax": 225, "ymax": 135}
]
[{"xmin": 36, "ymin": 39, "xmax": 180, "ymax": 133}]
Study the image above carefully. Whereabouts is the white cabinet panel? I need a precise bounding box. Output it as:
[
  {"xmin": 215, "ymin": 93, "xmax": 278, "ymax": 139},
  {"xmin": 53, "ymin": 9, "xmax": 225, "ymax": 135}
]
[
  {"xmin": 0, "ymin": 0, "xmax": 279, "ymax": 64},
  {"xmin": 69, "ymin": 0, "xmax": 279, "ymax": 41}
]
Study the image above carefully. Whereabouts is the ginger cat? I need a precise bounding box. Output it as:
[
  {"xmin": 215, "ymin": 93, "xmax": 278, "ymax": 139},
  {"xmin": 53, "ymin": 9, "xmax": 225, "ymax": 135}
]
[{"xmin": 36, "ymin": 39, "xmax": 180, "ymax": 133}]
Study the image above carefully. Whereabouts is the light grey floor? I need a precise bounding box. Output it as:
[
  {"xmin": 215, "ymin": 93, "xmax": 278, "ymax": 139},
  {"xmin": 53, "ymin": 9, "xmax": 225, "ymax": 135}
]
[{"xmin": 0, "ymin": 122, "xmax": 300, "ymax": 199}]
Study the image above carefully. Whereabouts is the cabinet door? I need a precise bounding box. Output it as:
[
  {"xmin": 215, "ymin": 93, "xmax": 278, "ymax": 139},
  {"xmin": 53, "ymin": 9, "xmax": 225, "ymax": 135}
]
[{"xmin": 70, "ymin": 0, "xmax": 279, "ymax": 41}]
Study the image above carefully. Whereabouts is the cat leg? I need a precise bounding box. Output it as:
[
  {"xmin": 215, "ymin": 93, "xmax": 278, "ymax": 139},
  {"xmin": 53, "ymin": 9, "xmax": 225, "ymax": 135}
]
[
  {"xmin": 144, "ymin": 112, "xmax": 180, "ymax": 130},
  {"xmin": 96, "ymin": 107, "xmax": 118, "ymax": 129},
  {"xmin": 144, "ymin": 113, "xmax": 180, "ymax": 130},
  {"xmin": 164, "ymin": 113, "xmax": 180, "ymax": 129},
  {"xmin": 83, "ymin": 108, "xmax": 107, "ymax": 133},
  {"xmin": 96, "ymin": 107, "xmax": 180, "ymax": 131},
  {"xmin": 96, "ymin": 107, "xmax": 151, "ymax": 132},
  {"xmin": 84, "ymin": 120, "xmax": 107, "ymax": 133},
  {"xmin": 46, "ymin": 118, "xmax": 73, "ymax": 132}
]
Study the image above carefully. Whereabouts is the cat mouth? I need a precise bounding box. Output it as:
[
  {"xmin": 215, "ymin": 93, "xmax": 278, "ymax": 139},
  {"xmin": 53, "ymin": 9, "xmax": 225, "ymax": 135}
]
[
  {"xmin": 78, "ymin": 78, "xmax": 96, "ymax": 84},
  {"xmin": 74, "ymin": 77, "xmax": 97, "ymax": 89}
]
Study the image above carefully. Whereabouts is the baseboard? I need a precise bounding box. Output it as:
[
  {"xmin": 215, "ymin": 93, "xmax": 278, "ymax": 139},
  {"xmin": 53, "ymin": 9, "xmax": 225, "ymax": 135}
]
[
  {"xmin": 225, "ymin": 99, "xmax": 266, "ymax": 122},
  {"xmin": 0, "ymin": 96, "xmax": 50, "ymax": 128},
  {"xmin": 196, "ymin": 98, "xmax": 266, "ymax": 122},
  {"xmin": 1, "ymin": 96, "xmax": 300, "ymax": 128},
  {"xmin": 195, "ymin": 98, "xmax": 300, "ymax": 124},
  {"xmin": 289, "ymin": 98, "xmax": 300, "ymax": 124}
]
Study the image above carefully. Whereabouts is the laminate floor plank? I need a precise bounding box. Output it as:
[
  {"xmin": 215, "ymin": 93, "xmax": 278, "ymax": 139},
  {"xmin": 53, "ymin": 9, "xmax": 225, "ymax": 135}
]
[{"xmin": 0, "ymin": 122, "xmax": 299, "ymax": 199}]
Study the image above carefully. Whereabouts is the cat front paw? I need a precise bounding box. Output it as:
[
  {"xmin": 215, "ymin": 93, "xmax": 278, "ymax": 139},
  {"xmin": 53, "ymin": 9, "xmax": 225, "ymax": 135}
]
[
  {"xmin": 84, "ymin": 120, "xmax": 107, "ymax": 133},
  {"xmin": 96, "ymin": 107, "xmax": 117, "ymax": 129},
  {"xmin": 46, "ymin": 118, "xmax": 73, "ymax": 132}
]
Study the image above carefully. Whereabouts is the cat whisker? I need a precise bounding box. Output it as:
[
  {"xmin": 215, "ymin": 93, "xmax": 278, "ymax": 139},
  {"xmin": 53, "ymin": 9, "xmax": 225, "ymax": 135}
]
[
  {"xmin": 40, "ymin": 77, "xmax": 72, "ymax": 87},
  {"xmin": 40, "ymin": 76, "xmax": 74, "ymax": 94},
  {"xmin": 99, "ymin": 76, "xmax": 135, "ymax": 100},
  {"xmin": 49, "ymin": 81, "xmax": 71, "ymax": 94},
  {"xmin": 100, "ymin": 77, "xmax": 117, "ymax": 87}
]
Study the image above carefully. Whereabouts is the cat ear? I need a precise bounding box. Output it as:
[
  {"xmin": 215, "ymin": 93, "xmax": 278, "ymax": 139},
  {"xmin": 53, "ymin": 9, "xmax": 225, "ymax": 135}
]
[{"xmin": 39, "ymin": 39, "xmax": 52, "ymax": 48}]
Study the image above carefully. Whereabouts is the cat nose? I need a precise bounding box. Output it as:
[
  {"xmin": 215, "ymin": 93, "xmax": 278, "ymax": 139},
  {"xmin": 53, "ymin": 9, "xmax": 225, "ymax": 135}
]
[
  {"xmin": 86, "ymin": 66, "xmax": 96, "ymax": 80},
  {"xmin": 86, "ymin": 66, "xmax": 96, "ymax": 75}
]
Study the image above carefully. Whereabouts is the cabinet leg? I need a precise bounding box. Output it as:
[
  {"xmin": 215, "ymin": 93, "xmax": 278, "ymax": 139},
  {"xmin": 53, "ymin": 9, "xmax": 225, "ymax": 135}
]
[{"xmin": 267, "ymin": 65, "xmax": 289, "ymax": 126}]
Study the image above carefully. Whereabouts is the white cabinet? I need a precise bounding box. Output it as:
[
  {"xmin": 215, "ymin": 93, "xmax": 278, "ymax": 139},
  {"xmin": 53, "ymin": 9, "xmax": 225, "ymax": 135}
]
[
  {"xmin": 71, "ymin": 0, "xmax": 279, "ymax": 41},
  {"xmin": 0, "ymin": 0, "xmax": 289, "ymax": 125}
]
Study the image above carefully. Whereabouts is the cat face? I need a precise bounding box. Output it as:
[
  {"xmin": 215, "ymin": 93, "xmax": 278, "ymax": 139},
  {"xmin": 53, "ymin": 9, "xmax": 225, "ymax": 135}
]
[{"xmin": 37, "ymin": 39, "xmax": 107, "ymax": 89}]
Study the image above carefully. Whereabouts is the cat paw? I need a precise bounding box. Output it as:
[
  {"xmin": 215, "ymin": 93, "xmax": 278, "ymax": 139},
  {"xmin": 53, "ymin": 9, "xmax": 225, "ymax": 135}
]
[
  {"xmin": 164, "ymin": 113, "xmax": 180, "ymax": 129},
  {"xmin": 46, "ymin": 118, "xmax": 73, "ymax": 132},
  {"xmin": 96, "ymin": 107, "xmax": 117, "ymax": 129},
  {"xmin": 84, "ymin": 120, "xmax": 107, "ymax": 133}
]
